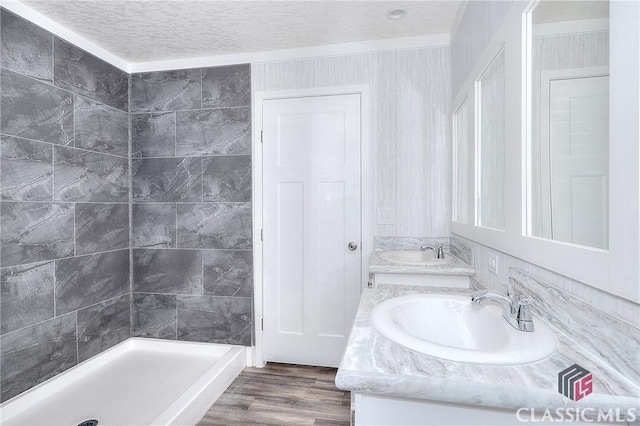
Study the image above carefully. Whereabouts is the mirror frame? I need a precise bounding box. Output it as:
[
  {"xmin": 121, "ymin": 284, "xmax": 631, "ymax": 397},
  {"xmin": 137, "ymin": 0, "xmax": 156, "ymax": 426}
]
[
  {"xmin": 475, "ymin": 45, "xmax": 506, "ymax": 231},
  {"xmin": 450, "ymin": 0, "xmax": 640, "ymax": 302},
  {"xmin": 452, "ymin": 97, "xmax": 470, "ymax": 224}
]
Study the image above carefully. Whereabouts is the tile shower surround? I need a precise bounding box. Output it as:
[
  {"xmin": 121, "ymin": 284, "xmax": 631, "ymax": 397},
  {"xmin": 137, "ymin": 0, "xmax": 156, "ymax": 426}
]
[
  {"xmin": 130, "ymin": 65, "xmax": 253, "ymax": 346},
  {"xmin": 0, "ymin": 8, "xmax": 130, "ymax": 403},
  {"xmin": 0, "ymin": 8, "xmax": 253, "ymax": 403}
]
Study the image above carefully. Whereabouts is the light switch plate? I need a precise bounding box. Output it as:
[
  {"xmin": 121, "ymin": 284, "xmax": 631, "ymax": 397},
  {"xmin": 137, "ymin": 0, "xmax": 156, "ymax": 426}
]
[
  {"xmin": 376, "ymin": 208, "xmax": 395, "ymax": 225},
  {"xmin": 487, "ymin": 252, "xmax": 498, "ymax": 275}
]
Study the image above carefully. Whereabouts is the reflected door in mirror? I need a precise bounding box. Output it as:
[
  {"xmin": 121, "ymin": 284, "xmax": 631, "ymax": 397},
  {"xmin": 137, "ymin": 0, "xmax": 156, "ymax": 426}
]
[
  {"xmin": 544, "ymin": 73, "xmax": 609, "ymax": 249},
  {"xmin": 528, "ymin": 0, "xmax": 609, "ymax": 250}
]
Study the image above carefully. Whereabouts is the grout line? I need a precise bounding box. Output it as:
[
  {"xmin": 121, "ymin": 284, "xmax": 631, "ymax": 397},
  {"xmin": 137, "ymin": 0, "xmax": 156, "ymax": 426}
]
[
  {"xmin": 128, "ymin": 104, "xmax": 249, "ymax": 115},
  {"xmin": 51, "ymin": 35, "xmax": 55, "ymax": 85},
  {"xmin": 75, "ymin": 310, "xmax": 79, "ymax": 364},
  {"xmin": 129, "ymin": 201, "xmax": 251, "ymax": 205},
  {"xmin": 57, "ymin": 143, "xmax": 130, "ymax": 160},
  {"xmin": 128, "ymin": 247, "xmax": 252, "ymax": 253},
  {"xmin": 51, "ymin": 144, "xmax": 56, "ymax": 201},
  {"xmin": 0, "ymin": 308, "xmax": 76, "ymax": 340},
  {"xmin": 0, "ymin": 132, "xmax": 129, "ymax": 159},
  {"xmin": 73, "ymin": 203, "xmax": 76, "ymax": 257},
  {"xmin": 130, "ymin": 152, "xmax": 251, "ymax": 160},
  {"xmin": 0, "ymin": 247, "xmax": 132, "ymax": 272},
  {"xmin": 74, "ymin": 91, "xmax": 129, "ymax": 114},
  {"xmin": 0, "ymin": 133, "xmax": 245, "ymax": 161},
  {"xmin": 175, "ymin": 295, "xmax": 179, "ymax": 340},
  {"xmin": 1, "ymin": 200, "xmax": 129, "ymax": 205},
  {"xmin": 53, "ymin": 261, "xmax": 58, "ymax": 317},
  {"xmin": 127, "ymin": 290, "xmax": 251, "ymax": 298},
  {"xmin": 72, "ymin": 94, "xmax": 75, "ymax": 148},
  {"xmin": 128, "ymin": 73, "xmax": 135, "ymax": 339},
  {"xmin": 175, "ymin": 202, "xmax": 178, "ymax": 249},
  {"xmin": 201, "ymin": 248, "xmax": 205, "ymax": 296}
]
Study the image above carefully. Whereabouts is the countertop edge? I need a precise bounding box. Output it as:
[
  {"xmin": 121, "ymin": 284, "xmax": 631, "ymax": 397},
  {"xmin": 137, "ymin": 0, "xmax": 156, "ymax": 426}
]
[
  {"xmin": 369, "ymin": 251, "xmax": 475, "ymax": 276},
  {"xmin": 335, "ymin": 368, "xmax": 640, "ymax": 413}
]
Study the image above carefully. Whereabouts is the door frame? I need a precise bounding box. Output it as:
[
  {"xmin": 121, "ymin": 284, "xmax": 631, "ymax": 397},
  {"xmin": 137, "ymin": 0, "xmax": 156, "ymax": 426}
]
[{"xmin": 252, "ymin": 85, "xmax": 372, "ymax": 367}]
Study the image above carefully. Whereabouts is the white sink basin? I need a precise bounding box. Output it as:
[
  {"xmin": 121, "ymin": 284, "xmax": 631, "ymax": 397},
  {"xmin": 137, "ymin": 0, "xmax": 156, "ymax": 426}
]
[
  {"xmin": 371, "ymin": 294, "xmax": 557, "ymax": 365},
  {"xmin": 379, "ymin": 250, "xmax": 448, "ymax": 265}
]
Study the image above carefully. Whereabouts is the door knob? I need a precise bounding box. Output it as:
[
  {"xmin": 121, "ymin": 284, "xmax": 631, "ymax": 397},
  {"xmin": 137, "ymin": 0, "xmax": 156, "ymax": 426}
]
[{"xmin": 348, "ymin": 242, "xmax": 358, "ymax": 251}]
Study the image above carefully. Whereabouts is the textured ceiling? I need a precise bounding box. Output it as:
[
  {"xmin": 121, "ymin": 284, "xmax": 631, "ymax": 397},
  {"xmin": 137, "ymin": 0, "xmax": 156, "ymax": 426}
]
[
  {"xmin": 533, "ymin": 1, "xmax": 608, "ymax": 25},
  {"xmin": 17, "ymin": 0, "xmax": 462, "ymax": 63}
]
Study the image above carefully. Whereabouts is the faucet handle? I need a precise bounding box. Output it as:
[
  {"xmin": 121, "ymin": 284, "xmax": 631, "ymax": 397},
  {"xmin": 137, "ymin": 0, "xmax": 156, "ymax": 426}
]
[
  {"xmin": 516, "ymin": 297, "xmax": 532, "ymax": 320},
  {"xmin": 515, "ymin": 297, "xmax": 534, "ymax": 331}
]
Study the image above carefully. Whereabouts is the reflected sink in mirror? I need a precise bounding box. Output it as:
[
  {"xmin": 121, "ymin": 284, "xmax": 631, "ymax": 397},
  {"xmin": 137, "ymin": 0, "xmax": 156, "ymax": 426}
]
[
  {"xmin": 378, "ymin": 250, "xmax": 448, "ymax": 266},
  {"xmin": 371, "ymin": 294, "xmax": 557, "ymax": 365}
]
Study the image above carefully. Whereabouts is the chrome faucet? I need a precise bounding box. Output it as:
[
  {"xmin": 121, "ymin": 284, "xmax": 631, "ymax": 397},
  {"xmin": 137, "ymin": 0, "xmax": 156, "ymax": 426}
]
[
  {"xmin": 470, "ymin": 287, "xmax": 535, "ymax": 332},
  {"xmin": 420, "ymin": 243, "xmax": 445, "ymax": 259}
]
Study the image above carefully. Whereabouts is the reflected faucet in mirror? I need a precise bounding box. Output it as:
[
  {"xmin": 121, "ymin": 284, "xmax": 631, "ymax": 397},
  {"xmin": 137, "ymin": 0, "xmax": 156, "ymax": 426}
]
[{"xmin": 420, "ymin": 243, "xmax": 445, "ymax": 259}]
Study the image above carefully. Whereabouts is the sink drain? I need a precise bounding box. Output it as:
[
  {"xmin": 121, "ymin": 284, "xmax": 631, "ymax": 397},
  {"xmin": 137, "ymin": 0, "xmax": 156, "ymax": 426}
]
[{"xmin": 78, "ymin": 420, "xmax": 98, "ymax": 426}]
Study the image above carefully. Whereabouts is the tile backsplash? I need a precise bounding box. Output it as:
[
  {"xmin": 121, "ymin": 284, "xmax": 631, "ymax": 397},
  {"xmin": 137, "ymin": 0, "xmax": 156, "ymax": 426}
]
[
  {"xmin": 452, "ymin": 234, "xmax": 640, "ymax": 327},
  {"xmin": 509, "ymin": 268, "xmax": 640, "ymax": 390},
  {"xmin": 374, "ymin": 236, "xmax": 450, "ymax": 251}
]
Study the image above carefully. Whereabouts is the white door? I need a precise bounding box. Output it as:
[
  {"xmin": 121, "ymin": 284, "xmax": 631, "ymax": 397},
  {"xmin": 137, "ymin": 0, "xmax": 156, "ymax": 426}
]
[
  {"xmin": 547, "ymin": 75, "xmax": 609, "ymax": 249},
  {"xmin": 262, "ymin": 94, "xmax": 362, "ymax": 367}
]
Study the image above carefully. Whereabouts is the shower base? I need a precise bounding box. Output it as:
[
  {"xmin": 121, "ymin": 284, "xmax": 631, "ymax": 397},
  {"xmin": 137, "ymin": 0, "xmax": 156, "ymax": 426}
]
[{"xmin": 0, "ymin": 338, "xmax": 246, "ymax": 425}]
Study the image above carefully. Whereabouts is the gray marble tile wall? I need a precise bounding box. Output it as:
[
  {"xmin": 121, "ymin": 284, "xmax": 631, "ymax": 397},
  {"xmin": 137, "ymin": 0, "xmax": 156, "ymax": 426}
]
[
  {"xmin": 130, "ymin": 64, "xmax": 253, "ymax": 347},
  {"xmin": 0, "ymin": 9, "xmax": 131, "ymax": 402}
]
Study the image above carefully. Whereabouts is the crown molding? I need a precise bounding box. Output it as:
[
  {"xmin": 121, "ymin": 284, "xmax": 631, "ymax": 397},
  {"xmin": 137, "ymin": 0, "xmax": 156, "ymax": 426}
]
[{"xmin": 129, "ymin": 33, "xmax": 450, "ymax": 73}]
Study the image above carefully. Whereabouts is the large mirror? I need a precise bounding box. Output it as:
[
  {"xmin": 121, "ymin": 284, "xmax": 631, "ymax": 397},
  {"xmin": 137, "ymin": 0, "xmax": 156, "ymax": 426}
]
[
  {"xmin": 453, "ymin": 0, "xmax": 638, "ymax": 302},
  {"xmin": 527, "ymin": 0, "xmax": 610, "ymax": 250}
]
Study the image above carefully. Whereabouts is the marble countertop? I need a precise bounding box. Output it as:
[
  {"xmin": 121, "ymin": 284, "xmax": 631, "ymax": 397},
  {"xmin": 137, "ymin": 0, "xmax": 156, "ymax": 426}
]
[
  {"xmin": 369, "ymin": 251, "xmax": 474, "ymax": 276},
  {"xmin": 336, "ymin": 285, "xmax": 640, "ymax": 413}
]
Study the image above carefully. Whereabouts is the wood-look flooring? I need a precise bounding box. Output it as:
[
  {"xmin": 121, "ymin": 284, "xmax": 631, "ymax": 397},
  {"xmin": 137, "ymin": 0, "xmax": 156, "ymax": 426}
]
[{"xmin": 198, "ymin": 363, "xmax": 351, "ymax": 426}]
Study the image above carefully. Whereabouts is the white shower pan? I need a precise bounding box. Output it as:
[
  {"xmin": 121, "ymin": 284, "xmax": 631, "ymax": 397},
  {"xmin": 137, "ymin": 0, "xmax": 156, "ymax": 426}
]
[{"xmin": 0, "ymin": 338, "xmax": 246, "ymax": 426}]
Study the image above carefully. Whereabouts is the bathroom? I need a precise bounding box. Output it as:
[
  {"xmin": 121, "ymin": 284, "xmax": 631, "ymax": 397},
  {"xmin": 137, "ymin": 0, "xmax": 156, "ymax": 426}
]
[{"xmin": 0, "ymin": 0, "xmax": 638, "ymax": 425}]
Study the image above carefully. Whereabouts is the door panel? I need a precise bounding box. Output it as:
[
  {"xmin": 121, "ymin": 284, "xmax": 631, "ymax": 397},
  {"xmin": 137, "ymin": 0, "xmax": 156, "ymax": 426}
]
[
  {"xmin": 548, "ymin": 75, "xmax": 609, "ymax": 249},
  {"xmin": 263, "ymin": 94, "xmax": 361, "ymax": 367}
]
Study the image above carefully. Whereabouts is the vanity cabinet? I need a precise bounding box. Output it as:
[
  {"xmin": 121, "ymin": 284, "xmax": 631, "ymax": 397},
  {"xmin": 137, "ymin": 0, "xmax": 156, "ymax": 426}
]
[
  {"xmin": 352, "ymin": 392, "xmax": 629, "ymax": 426},
  {"xmin": 353, "ymin": 393, "xmax": 520, "ymax": 425},
  {"xmin": 371, "ymin": 271, "xmax": 470, "ymax": 288},
  {"xmin": 369, "ymin": 250, "xmax": 474, "ymax": 289}
]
